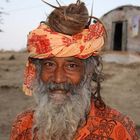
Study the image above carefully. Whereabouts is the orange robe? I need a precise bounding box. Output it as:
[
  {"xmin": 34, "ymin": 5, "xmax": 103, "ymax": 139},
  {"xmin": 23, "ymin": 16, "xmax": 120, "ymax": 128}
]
[{"xmin": 10, "ymin": 101, "xmax": 139, "ymax": 140}]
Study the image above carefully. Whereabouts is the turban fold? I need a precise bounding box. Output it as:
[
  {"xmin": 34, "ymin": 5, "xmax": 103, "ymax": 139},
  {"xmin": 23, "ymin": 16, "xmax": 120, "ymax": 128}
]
[{"xmin": 23, "ymin": 21, "xmax": 106, "ymax": 96}]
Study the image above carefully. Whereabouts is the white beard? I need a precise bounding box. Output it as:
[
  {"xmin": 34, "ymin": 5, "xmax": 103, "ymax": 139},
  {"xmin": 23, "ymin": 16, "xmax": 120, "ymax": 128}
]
[{"xmin": 32, "ymin": 80, "xmax": 91, "ymax": 140}]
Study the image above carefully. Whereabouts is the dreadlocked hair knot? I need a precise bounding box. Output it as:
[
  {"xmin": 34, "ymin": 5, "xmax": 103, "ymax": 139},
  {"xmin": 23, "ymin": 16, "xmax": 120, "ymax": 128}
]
[{"xmin": 47, "ymin": 1, "xmax": 89, "ymax": 35}]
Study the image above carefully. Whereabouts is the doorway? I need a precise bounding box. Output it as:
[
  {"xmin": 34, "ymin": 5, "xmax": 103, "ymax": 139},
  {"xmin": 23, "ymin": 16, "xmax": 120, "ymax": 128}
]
[{"xmin": 111, "ymin": 21, "xmax": 127, "ymax": 51}]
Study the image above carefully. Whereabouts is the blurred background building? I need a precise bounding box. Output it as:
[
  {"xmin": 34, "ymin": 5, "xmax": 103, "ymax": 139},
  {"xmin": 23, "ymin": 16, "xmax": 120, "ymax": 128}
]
[{"xmin": 101, "ymin": 5, "xmax": 140, "ymax": 53}]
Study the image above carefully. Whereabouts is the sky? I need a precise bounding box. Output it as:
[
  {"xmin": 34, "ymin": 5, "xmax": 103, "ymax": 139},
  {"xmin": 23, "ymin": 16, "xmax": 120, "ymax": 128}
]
[{"xmin": 0, "ymin": 0, "xmax": 140, "ymax": 51}]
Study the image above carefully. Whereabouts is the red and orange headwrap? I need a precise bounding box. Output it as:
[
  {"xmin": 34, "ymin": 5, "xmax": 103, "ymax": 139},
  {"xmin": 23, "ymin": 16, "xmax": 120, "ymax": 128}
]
[{"xmin": 23, "ymin": 21, "xmax": 106, "ymax": 96}]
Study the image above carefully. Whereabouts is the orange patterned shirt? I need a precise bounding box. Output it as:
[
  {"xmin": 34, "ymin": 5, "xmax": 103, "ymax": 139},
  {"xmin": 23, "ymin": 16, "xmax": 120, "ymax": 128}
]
[{"xmin": 10, "ymin": 101, "xmax": 139, "ymax": 140}]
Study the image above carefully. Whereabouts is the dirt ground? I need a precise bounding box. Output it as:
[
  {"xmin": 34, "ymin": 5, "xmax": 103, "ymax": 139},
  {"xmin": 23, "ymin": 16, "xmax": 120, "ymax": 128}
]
[{"xmin": 0, "ymin": 51, "xmax": 140, "ymax": 140}]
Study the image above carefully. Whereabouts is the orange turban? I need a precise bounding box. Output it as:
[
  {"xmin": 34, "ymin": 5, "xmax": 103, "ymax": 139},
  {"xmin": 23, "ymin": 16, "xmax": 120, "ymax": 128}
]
[{"xmin": 23, "ymin": 21, "xmax": 106, "ymax": 96}]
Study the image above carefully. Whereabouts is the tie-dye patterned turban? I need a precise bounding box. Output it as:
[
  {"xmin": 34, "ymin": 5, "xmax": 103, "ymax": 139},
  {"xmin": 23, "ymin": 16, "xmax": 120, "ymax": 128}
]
[{"xmin": 23, "ymin": 21, "xmax": 106, "ymax": 96}]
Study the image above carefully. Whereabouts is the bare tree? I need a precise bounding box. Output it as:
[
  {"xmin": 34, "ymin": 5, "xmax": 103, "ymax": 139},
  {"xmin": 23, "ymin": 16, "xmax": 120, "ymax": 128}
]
[{"xmin": 0, "ymin": 0, "xmax": 9, "ymax": 32}]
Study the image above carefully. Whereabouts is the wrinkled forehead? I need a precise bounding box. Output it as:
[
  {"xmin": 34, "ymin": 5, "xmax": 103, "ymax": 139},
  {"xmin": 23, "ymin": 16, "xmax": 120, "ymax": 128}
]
[
  {"xmin": 30, "ymin": 56, "xmax": 86, "ymax": 66},
  {"xmin": 41, "ymin": 56, "xmax": 84, "ymax": 63}
]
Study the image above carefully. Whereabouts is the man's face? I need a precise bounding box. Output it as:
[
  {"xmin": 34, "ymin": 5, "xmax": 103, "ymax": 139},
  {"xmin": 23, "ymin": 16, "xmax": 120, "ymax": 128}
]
[
  {"xmin": 33, "ymin": 57, "xmax": 92, "ymax": 140},
  {"xmin": 40, "ymin": 57, "xmax": 85, "ymax": 103}
]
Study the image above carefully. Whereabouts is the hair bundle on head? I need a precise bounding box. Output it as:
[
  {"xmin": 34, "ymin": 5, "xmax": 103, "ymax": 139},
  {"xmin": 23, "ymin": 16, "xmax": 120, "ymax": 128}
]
[{"xmin": 42, "ymin": 0, "xmax": 89, "ymax": 35}]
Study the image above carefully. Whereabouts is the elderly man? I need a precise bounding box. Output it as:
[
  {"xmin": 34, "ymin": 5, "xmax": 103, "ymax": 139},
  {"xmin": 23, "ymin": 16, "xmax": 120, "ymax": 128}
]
[{"xmin": 10, "ymin": 1, "xmax": 138, "ymax": 140}]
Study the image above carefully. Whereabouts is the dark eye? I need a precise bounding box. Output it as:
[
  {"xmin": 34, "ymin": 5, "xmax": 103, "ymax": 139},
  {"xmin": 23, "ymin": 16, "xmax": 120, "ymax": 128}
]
[
  {"xmin": 69, "ymin": 64, "xmax": 78, "ymax": 68},
  {"xmin": 42, "ymin": 60, "xmax": 56, "ymax": 70},
  {"xmin": 65, "ymin": 63, "xmax": 79, "ymax": 71},
  {"xmin": 44, "ymin": 62, "xmax": 54, "ymax": 67}
]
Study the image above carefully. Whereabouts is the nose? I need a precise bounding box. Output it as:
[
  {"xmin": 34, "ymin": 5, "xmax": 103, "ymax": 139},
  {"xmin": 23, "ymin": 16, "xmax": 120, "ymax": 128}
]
[{"xmin": 53, "ymin": 67, "xmax": 67, "ymax": 83}]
